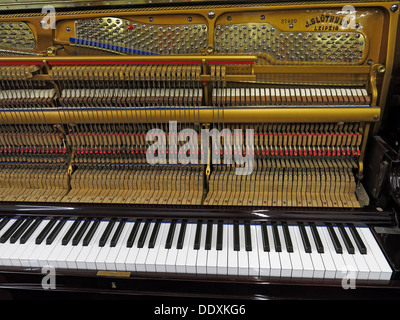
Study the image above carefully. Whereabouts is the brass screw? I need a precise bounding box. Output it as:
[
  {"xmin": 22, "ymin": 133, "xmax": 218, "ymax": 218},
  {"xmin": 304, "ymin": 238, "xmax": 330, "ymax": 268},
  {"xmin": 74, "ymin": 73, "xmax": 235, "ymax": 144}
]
[
  {"xmin": 378, "ymin": 65, "xmax": 386, "ymax": 73},
  {"xmin": 46, "ymin": 47, "xmax": 56, "ymax": 55}
]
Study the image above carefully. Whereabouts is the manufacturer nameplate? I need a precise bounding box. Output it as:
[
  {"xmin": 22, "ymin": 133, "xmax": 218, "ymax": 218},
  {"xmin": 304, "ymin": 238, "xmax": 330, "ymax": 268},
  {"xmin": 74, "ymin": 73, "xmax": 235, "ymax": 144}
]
[{"xmin": 96, "ymin": 271, "xmax": 131, "ymax": 277}]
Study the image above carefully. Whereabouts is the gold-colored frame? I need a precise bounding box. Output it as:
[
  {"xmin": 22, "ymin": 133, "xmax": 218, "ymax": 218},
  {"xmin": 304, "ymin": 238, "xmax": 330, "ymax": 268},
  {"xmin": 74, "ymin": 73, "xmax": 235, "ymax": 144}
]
[
  {"xmin": 0, "ymin": 1, "xmax": 397, "ymax": 205},
  {"xmin": 0, "ymin": 1, "xmax": 396, "ymax": 108}
]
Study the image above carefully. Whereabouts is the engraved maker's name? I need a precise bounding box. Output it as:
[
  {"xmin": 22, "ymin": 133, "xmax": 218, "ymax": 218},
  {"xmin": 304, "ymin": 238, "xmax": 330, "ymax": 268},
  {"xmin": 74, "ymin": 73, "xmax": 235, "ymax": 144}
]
[{"xmin": 305, "ymin": 14, "xmax": 351, "ymax": 29}]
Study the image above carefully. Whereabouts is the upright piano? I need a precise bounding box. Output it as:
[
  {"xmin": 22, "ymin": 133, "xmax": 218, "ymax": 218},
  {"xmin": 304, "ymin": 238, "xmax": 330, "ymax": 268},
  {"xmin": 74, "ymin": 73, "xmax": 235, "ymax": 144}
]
[{"xmin": 0, "ymin": 0, "xmax": 398, "ymax": 300}]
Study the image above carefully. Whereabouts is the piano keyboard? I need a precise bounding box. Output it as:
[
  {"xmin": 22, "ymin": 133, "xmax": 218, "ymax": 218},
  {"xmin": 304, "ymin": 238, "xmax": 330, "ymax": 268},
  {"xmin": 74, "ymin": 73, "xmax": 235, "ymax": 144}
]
[{"xmin": 0, "ymin": 216, "xmax": 392, "ymax": 281}]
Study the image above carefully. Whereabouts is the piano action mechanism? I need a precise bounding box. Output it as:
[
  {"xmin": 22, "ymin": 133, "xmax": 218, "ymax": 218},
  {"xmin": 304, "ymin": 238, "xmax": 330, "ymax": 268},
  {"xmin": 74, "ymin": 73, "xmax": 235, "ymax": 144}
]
[{"xmin": 0, "ymin": 0, "xmax": 398, "ymax": 299}]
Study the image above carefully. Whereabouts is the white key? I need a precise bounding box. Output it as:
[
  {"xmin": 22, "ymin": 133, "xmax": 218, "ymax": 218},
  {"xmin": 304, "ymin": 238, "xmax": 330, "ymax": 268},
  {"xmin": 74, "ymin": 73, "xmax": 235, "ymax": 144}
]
[
  {"xmin": 145, "ymin": 223, "xmax": 166, "ymax": 272},
  {"xmin": 176, "ymin": 223, "xmax": 193, "ymax": 274},
  {"xmin": 354, "ymin": 228, "xmax": 382, "ymax": 280},
  {"xmin": 185, "ymin": 223, "xmax": 198, "ymax": 274},
  {"xmin": 206, "ymin": 222, "xmax": 218, "ymax": 275},
  {"xmin": 238, "ymin": 224, "xmax": 249, "ymax": 276},
  {"xmin": 292, "ymin": 226, "xmax": 313, "ymax": 278},
  {"xmin": 196, "ymin": 224, "xmax": 208, "ymax": 274},
  {"xmin": 165, "ymin": 223, "xmax": 181, "ymax": 273},
  {"xmin": 320, "ymin": 227, "xmax": 346, "ymax": 279},
  {"xmin": 0, "ymin": 219, "xmax": 22, "ymax": 266},
  {"xmin": 248, "ymin": 225, "xmax": 260, "ymax": 276},
  {"xmin": 359, "ymin": 228, "xmax": 392, "ymax": 280},
  {"xmin": 155, "ymin": 223, "xmax": 171, "ymax": 273},
  {"xmin": 277, "ymin": 225, "xmax": 292, "ymax": 277},
  {"xmin": 125, "ymin": 222, "xmax": 145, "ymax": 272},
  {"xmin": 256, "ymin": 225, "xmax": 270, "ymax": 277},
  {"xmin": 287, "ymin": 226, "xmax": 303, "ymax": 278},
  {"xmin": 227, "ymin": 224, "xmax": 238, "ymax": 275},
  {"xmin": 217, "ymin": 223, "xmax": 228, "ymax": 275},
  {"xmin": 332, "ymin": 225, "xmax": 359, "ymax": 280},
  {"xmin": 267, "ymin": 224, "xmax": 281, "ymax": 277},
  {"xmin": 135, "ymin": 222, "xmax": 155, "ymax": 272},
  {"xmin": 115, "ymin": 221, "xmax": 136, "ymax": 271},
  {"xmin": 105, "ymin": 221, "xmax": 131, "ymax": 271},
  {"xmin": 305, "ymin": 225, "xmax": 325, "ymax": 278},
  {"xmin": 316, "ymin": 225, "xmax": 337, "ymax": 279}
]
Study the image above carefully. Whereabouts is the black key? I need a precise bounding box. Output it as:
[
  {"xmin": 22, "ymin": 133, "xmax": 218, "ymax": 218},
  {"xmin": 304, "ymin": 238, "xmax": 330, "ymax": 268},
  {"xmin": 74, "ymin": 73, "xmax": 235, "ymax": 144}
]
[
  {"xmin": 10, "ymin": 217, "xmax": 33, "ymax": 244},
  {"xmin": 110, "ymin": 219, "xmax": 126, "ymax": 247},
  {"xmin": 20, "ymin": 219, "xmax": 42, "ymax": 244},
  {"xmin": 348, "ymin": 224, "xmax": 367, "ymax": 254},
  {"xmin": 205, "ymin": 220, "xmax": 213, "ymax": 250},
  {"xmin": 244, "ymin": 221, "xmax": 252, "ymax": 251},
  {"xmin": 72, "ymin": 219, "xmax": 91, "ymax": 246},
  {"xmin": 282, "ymin": 222, "xmax": 293, "ymax": 253},
  {"xmin": 271, "ymin": 222, "xmax": 281, "ymax": 252},
  {"xmin": 83, "ymin": 219, "xmax": 100, "ymax": 246},
  {"xmin": 176, "ymin": 220, "xmax": 187, "ymax": 250},
  {"xmin": 298, "ymin": 222, "xmax": 311, "ymax": 253},
  {"xmin": 216, "ymin": 220, "xmax": 224, "ymax": 251},
  {"xmin": 0, "ymin": 217, "xmax": 10, "ymax": 232},
  {"xmin": 233, "ymin": 221, "xmax": 240, "ymax": 251},
  {"xmin": 338, "ymin": 223, "xmax": 355, "ymax": 254},
  {"xmin": 260, "ymin": 222, "xmax": 270, "ymax": 252},
  {"xmin": 194, "ymin": 220, "xmax": 203, "ymax": 250},
  {"xmin": 137, "ymin": 220, "xmax": 151, "ymax": 248},
  {"xmin": 36, "ymin": 218, "xmax": 57, "ymax": 245},
  {"xmin": 46, "ymin": 218, "xmax": 67, "ymax": 245},
  {"xmin": 62, "ymin": 219, "xmax": 82, "ymax": 246},
  {"xmin": 326, "ymin": 223, "xmax": 342, "ymax": 254},
  {"xmin": 309, "ymin": 222, "xmax": 324, "ymax": 253},
  {"xmin": 148, "ymin": 219, "xmax": 161, "ymax": 249},
  {"xmin": 165, "ymin": 219, "xmax": 177, "ymax": 249},
  {"xmin": 99, "ymin": 219, "xmax": 116, "ymax": 247},
  {"xmin": 126, "ymin": 219, "xmax": 142, "ymax": 248},
  {"xmin": 1, "ymin": 217, "xmax": 24, "ymax": 243}
]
